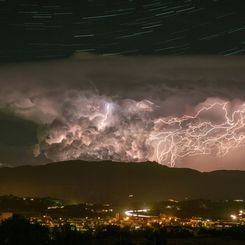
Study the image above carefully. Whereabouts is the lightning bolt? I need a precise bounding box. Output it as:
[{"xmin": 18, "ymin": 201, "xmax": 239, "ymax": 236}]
[
  {"xmin": 97, "ymin": 102, "xmax": 112, "ymax": 131},
  {"xmin": 40, "ymin": 95, "xmax": 245, "ymax": 167},
  {"xmin": 149, "ymin": 100, "xmax": 245, "ymax": 166}
]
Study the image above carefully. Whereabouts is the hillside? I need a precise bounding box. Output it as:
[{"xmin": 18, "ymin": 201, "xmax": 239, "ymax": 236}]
[{"xmin": 0, "ymin": 161, "xmax": 244, "ymax": 203}]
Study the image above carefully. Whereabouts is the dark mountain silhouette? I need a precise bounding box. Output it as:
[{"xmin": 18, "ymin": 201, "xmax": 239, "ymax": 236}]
[{"xmin": 0, "ymin": 161, "xmax": 244, "ymax": 203}]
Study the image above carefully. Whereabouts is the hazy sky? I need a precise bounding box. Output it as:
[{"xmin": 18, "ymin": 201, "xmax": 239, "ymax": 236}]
[{"xmin": 0, "ymin": 55, "xmax": 245, "ymax": 171}]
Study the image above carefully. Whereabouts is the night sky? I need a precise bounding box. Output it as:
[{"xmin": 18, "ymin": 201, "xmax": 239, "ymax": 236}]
[
  {"xmin": 0, "ymin": 0, "xmax": 245, "ymax": 171},
  {"xmin": 0, "ymin": 0, "xmax": 245, "ymax": 61}
]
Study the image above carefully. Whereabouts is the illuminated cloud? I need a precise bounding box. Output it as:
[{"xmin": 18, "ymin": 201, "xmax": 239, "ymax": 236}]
[{"xmin": 0, "ymin": 55, "xmax": 245, "ymax": 170}]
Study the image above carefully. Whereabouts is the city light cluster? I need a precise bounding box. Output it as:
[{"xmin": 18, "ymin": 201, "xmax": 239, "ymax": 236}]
[{"xmin": 125, "ymin": 209, "xmax": 151, "ymax": 218}]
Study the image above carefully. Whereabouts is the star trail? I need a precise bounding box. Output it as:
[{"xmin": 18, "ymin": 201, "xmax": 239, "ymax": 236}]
[
  {"xmin": 0, "ymin": 0, "xmax": 244, "ymax": 61},
  {"xmin": 0, "ymin": 1, "xmax": 245, "ymax": 171}
]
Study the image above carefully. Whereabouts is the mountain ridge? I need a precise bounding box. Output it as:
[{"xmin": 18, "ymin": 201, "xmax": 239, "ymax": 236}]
[{"xmin": 0, "ymin": 160, "xmax": 244, "ymax": 203}]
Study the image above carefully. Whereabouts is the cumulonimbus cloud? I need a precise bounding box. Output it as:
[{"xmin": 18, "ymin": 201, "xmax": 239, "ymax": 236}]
[{"xmin": 0, "ymin": 54, "xmax": 245, "ymax": 170}]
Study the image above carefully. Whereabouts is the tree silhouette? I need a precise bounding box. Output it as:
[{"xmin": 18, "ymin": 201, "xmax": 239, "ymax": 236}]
[
  {"xmin": 0, "ymin": 214, "xmax": 49, "ymax": 245},
  {"xmin": 52, "ymin": 223, "xmax": 91, "ymax": 245}
]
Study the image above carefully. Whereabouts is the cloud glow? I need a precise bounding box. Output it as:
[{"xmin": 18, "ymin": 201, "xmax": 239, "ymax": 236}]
[{"xmin": 0, "ymin": 56, "xmax": 245, "ymax": 170}]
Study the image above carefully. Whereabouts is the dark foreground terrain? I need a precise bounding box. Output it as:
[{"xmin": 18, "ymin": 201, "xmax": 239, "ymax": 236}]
[
  {"xmin": 1, "ymin": 215, "xmax": 245, "ymax": 245},
  {"xmin": 0, "ymin": 160, "xmax": 245, "ymax": 203}
]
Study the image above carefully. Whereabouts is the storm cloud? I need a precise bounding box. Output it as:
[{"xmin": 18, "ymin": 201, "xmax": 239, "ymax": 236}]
[{"xmin": 0, "ymin": 54, "xmax": 245, "ymax": 171}]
